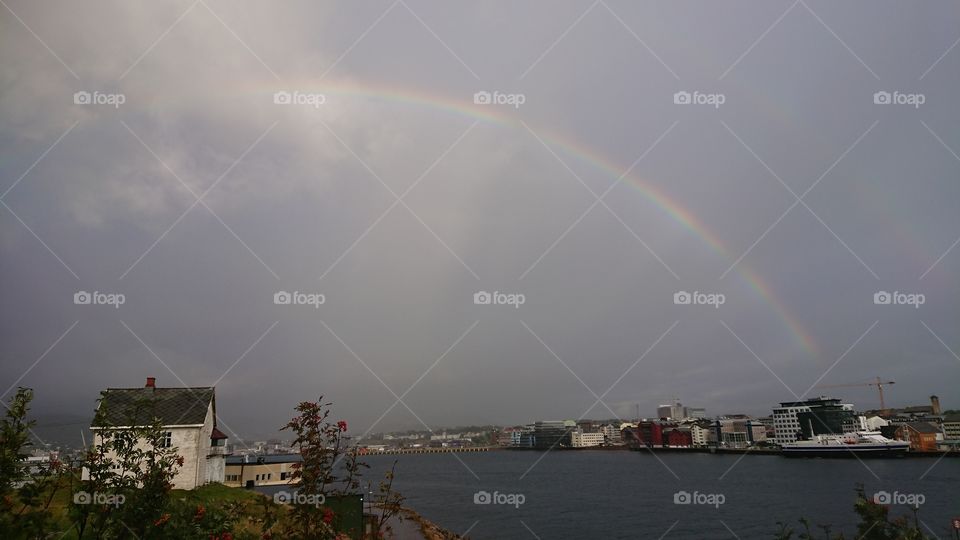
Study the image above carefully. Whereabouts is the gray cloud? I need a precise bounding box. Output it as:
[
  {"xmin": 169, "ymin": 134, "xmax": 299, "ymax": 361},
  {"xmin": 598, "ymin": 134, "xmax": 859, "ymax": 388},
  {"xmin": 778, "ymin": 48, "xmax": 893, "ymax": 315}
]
[{"xmin": 2, "ymin": 0, "xmax": 959, "ymax": 443}]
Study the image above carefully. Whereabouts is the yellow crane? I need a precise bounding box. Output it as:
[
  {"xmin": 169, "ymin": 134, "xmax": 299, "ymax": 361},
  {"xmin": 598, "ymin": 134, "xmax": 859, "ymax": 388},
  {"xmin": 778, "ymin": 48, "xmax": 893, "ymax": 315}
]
[{"xmin": 816, "ymin": 376, "xmax": 895, "ymax": 410}]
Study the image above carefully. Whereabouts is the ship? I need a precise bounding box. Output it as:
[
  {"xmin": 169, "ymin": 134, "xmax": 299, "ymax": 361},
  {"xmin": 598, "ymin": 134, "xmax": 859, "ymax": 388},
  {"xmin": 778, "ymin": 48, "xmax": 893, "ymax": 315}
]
[{"xmin": 781, "ymin": 431, "xmax": 910, "ymax": 458}]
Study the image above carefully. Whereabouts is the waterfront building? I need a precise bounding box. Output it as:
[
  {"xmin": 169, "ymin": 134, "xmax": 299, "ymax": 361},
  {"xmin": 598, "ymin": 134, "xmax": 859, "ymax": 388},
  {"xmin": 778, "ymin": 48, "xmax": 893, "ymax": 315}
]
[
  {"xmin": 533, "ymin": 421, "xmax": 574, "ymax": 450},
  {"xmin": 570, "ymin": 430, "xmax": 605, "ymax": 448},
  {"xmin": 517, "ymin": 428, "xmax": 536, "ymax": 448},
  {"xmin": 720, "ymin": 431, "xmax": 748, "ymax": 448},
  {"xmin": 623, "ymin": 420, "xmax": 674, "ymax": 447},
  {"xmin": 943, "ymin": 413, "xmax": 960, "ymax": 441},
  {"xmin": 772, "ymin": 397, "xmax": 855, "ymax": 445},
  {"xmin": 689, "ymin": 421, "xmax": 712, "ymax": 447},
  {"xmin": 664, "ymin": 427, "xmax": 693, "ymax": 447},
  {"xmin": 895, "ymin": 422, "xmax": 940, "ymax": 452},
  {"xmin": 714, "ymin": 416, "xmax": 767, "ymax": 446},
  {"xmin": 600, "ymin": 424, "xmax": 623, "ymax": 445},
  {"xmin": 497, "ymin": 427, "xmax": 522, "ymax": 447},
  {"xmin": 796, "ymin": 400, "xmax": 862, "ymax": 439},
  {"xmin": 756, "ymin": 416, "xmax": 775, "ymax": 439}
]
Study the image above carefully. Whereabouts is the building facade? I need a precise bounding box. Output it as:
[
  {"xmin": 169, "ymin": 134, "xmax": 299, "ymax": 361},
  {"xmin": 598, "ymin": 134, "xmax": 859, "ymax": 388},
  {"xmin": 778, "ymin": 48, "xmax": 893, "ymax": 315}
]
[
  {"xmin": 772, "ymin": 397, "xmax": 856, "ymax": 445},
  {"xmin": 86, "ymin": 377, "xmax": 227, "ymax": 490},
  {"xmin": 531, "ymin": 421, "xmax": 574, "ymax": 449},
  {"xmin": 895, "ymin": 422, "xmax": 940, "ymax": 452},
  {"xmin": 224, "ymin": 454, "xmax": 301, "ymax": 487},
  {"xmin": 570, "ymin": 430, "xmax": 605, "ymax": 448},
  {"xmin": 942, "ymin": 414, "xmax": 960, "ymax": 441}
]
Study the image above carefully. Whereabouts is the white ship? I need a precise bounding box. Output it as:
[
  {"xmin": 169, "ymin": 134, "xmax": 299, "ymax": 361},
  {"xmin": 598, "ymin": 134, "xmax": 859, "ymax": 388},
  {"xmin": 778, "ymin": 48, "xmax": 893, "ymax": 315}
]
[{"xmin": 781, "ymin": 431, "xmax": 910, "ymax": 458}]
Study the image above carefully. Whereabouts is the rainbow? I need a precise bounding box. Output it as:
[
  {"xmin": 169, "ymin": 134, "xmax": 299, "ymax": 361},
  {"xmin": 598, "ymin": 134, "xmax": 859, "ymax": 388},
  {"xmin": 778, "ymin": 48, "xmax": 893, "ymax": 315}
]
[{"xmin": 270, "ymin": 78, "xmax": 819, "ymax": 356}]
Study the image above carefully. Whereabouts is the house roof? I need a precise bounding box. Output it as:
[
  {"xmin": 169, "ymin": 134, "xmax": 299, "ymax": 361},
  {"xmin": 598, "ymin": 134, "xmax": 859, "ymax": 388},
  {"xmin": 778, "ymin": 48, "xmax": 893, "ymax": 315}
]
[
  {"xmin": 92, "ymin": 387, "xmax": 214, "ymax": 427},
  {"xmin": 902, "ymin": 422, "xmax": 941, "ymax": 434}
]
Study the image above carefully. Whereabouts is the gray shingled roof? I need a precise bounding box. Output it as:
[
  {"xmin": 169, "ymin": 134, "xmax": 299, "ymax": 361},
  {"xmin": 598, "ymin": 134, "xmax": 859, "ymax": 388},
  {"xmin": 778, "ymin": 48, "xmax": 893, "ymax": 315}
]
[{"xmin": 92, "ymin": 387, "xmax": 214, "ymax": 427}]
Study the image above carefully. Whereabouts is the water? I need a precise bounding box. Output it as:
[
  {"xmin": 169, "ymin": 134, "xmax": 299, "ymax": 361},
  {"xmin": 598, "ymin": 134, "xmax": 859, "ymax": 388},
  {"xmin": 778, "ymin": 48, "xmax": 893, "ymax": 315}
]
[{"xmin": 356, "ymin": 450, "xmax": 960, "ymax": 539}]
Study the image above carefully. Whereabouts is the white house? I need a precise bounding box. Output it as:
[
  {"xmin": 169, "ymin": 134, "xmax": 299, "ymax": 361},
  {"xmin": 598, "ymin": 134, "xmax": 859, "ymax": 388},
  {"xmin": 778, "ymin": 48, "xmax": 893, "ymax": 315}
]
[{"xmin": 86, "ymin": 377, "xmax": 227, "ymax": 490}]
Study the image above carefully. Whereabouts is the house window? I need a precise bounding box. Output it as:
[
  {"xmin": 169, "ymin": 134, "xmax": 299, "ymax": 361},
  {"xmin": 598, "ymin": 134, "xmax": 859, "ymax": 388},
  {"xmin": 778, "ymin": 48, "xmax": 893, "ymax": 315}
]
[
  {"xmin": 280, "ymin": 472, "xmax": 288, "ymax": 480},
  {"xmin": 160, "ymin": 432, "xmax": 172, "ymax": 448},
  {"xmin": 267, "ymin": 473, "xmax": 272, "ymax": 480}
]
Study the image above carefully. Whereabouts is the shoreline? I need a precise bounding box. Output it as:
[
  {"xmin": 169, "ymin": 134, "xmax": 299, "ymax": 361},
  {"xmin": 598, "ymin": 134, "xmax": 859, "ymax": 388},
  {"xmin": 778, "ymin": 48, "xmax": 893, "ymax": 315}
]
[
  {"xmin": 362, "ymin": 445, "xmax": 958, "ymax": 458},
  {"xmin": 399, "ymin": 506, "xmax": 464, "ymax": 540}
]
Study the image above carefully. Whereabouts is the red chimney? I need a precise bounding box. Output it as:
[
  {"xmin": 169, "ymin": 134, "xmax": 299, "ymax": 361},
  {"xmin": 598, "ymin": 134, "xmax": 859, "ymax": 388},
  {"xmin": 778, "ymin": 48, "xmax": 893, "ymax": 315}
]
[{"xmin": 145, "ymin": 377, "xmax": 156, "ymax": 388}]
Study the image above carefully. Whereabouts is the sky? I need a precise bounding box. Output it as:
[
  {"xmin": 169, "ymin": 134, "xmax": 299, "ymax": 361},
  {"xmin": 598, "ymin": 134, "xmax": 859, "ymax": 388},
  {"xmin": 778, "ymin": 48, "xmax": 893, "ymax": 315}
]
[{"xmin": 1, "ymin": 0, "xmax": 959, "ymax": 445}]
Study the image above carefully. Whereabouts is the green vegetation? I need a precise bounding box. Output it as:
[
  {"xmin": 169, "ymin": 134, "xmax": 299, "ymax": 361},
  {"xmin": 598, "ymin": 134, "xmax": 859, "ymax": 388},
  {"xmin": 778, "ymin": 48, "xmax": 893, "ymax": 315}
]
[
  {"xmin": 0, "ymin": 389, "xmax": 404, "ymax": 539},
  {"xmin": 775, "ymin": 485, "xmax": 935, "ymax": 540}
]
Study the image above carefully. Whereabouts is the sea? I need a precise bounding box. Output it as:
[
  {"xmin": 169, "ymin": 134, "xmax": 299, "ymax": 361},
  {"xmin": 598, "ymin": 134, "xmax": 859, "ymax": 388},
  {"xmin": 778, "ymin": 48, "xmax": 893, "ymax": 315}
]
[{"xmin": 350, "ymin": 450, "xmax": 960, "ymax": 539}]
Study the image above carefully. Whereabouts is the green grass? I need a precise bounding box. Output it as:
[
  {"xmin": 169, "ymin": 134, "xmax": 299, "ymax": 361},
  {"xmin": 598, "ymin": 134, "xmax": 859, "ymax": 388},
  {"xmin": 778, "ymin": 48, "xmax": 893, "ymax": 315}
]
[{"xmin": 171, "ymin": 482, "xmax": 271, "ymax": 505}]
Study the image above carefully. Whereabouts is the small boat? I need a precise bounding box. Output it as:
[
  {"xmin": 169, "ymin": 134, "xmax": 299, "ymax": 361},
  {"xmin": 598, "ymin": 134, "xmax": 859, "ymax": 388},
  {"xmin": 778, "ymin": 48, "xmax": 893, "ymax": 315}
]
[{"xmin": 781, "ymin": 431, "xmax": 910, "ymax": 458}]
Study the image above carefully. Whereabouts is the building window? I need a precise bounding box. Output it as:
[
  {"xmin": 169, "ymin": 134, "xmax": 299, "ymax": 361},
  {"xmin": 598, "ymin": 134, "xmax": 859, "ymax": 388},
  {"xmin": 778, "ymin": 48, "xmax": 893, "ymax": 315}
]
[
  {"xmin": 280, "ymin": 472, "xmax": 288, "ymax": 480},
  {"xmin": 160, "ymin": 432, "xmax": 172, "ymax": 448},
  {"xmin": 267, "ymin": 473, "xmax": 272, "ymax": 480}
]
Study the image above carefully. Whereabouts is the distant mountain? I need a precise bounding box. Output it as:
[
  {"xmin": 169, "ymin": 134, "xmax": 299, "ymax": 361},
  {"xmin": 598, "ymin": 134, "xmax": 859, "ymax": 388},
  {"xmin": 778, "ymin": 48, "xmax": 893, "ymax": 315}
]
[{"xmin": 26, "ymin": 413, "xmax": 93, "ymax": 451}]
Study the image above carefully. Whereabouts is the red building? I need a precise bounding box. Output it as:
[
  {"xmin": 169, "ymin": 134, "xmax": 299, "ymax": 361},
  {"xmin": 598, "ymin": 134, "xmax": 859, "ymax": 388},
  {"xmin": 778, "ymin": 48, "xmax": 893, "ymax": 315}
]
[
  {"xmin": 622, "ymin": 421, "xmax": 678, "ymax": 447},
  {"xmin": 665, "ymin": 428, "xmax": 693, "ymax": 447}
]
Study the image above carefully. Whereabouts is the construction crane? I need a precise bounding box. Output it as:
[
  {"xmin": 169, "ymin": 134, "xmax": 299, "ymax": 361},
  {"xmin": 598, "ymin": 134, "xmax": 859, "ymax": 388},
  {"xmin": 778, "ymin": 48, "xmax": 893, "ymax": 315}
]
[{"xmin": 816, "ymin": 377, "xmax": 895, "ymax": 410}]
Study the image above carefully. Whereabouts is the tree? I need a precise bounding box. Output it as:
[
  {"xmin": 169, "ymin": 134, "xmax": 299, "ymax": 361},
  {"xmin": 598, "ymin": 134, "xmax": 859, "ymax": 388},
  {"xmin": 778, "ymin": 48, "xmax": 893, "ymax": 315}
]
[
  {"xmin": 71, "ymin": 393, "xmax": 183, "ymax": 539},
  {"xmin": 368, "ymin": 460, "xmax": 405, "ymax": 539},
  {"xmin": 0, "ymin": 387, "xmax": 34, "ymax": 494},
  {"xmin": 775, "ymin": 484, "xmax": 931, "ymax": 540},
  {"xmin": 278, "ymin": 397, "xmax": 404, "ymax": 540},
  {"xmin": 0, "ymin": 387, "xmax": 66, "ymax": 539}
]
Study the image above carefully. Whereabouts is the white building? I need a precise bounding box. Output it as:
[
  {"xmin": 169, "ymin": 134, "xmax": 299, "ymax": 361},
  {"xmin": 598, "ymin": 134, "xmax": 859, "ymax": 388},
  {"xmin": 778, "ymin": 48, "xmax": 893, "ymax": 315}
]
[
  {"xmin": 600, "ymin": 424, "xmax": 622, "ymax": 444},
  {"xmin": 864, "ymin": 416, "xmax": 890, "ymax": 431},
  {"xmin": 772, "ymin": 402, "xmax": 811, "ymax": 445},
  {"xmin": 690, "ymin": 423, "xmax": 712, "ymax": 447},
  {"xmin": 85, "ymin": 377, "xmax": 227, "ymax": 490},
  {"xmin": 772, "ymin": 398, "xmax": 856, "ymax": 445},
  {"xmin": 570, "ymin": 431, "xmax": 605, "ymax": 448},
  {"xmin": 657, "ymin": 401, "xmax": 686, "ymax": 420}
]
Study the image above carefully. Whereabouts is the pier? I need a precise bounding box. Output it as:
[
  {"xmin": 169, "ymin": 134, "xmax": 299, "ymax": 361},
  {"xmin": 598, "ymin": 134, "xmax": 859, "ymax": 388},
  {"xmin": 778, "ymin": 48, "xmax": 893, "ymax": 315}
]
[{"xmin": 355, "ymin": 446, "xmax": 498, "ymax": 455}]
